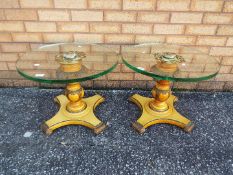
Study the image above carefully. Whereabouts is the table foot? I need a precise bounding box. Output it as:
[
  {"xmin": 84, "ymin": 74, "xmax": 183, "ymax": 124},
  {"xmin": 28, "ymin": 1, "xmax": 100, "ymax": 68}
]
[
  {"xmin": 130, "ymin": 94, "xmax": 194, "ymax": 134},
  {"xmin": 41, "ymin": 94, "xmax": 106, "ymax": 135}
]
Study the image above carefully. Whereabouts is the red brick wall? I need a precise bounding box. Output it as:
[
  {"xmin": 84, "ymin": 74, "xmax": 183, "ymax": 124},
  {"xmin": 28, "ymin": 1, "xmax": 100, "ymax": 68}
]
[{"xmin": 0, "ymin": 0, "xmax": 233, "ymax": 90}]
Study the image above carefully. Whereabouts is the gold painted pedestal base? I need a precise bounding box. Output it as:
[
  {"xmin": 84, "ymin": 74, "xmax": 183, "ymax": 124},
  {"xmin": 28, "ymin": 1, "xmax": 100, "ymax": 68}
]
[
  {"xmin": 41, "ymin": 94, "xmax": 106, "ymax": 135},
  {"xmin": 130, "ymin": 94, "xmax": 194, "ymax": 134}
]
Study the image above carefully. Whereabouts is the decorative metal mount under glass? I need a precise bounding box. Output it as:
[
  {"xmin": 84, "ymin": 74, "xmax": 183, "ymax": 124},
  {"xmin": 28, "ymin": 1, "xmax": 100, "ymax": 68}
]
[
  {"xmin": 121, "ymin": 43, "xmax": 220, "ymax": 134},
  {"xmin": 16, "ymin": 43, "xmax": 118, "ymax": 135},
  {"xmin": 154, "ymin": 52, "xmax": 185, "ymax": 73}
]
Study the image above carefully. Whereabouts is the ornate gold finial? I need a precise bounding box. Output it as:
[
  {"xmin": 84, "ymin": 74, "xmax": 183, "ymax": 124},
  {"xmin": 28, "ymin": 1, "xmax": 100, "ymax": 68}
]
[
  {"xmin": 154, "ymin": 52, "xmax": 184, "ymax": 64},
  {"xmin": 154, "ymin": 52, "xmax": 185, "ymax": 72}
]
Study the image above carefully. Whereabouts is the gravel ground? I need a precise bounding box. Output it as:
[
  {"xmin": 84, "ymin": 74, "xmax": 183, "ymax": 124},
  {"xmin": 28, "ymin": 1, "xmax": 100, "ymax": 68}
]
[{"xmin": 0, "ymin": 88, "xmax": 232, "ymax": 175}]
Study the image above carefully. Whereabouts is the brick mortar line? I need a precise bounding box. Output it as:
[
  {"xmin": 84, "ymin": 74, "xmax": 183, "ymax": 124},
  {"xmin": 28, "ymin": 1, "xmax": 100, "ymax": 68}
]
[
  {"xmin": 221, "ymin": 1, "xmax": 226, "ymax": 13},
  {"xmin": 168, "ymin": 11, "xmax": 172, "ymax": 23},
  {"xmin": 103, "ymin": 33, "xmax": 106, "ymax": 43},
  {"xmin": 189, "ymin": 0, "xmax": 192, "ymax": 10},
  {"xmin": 1, "ymin": 20, "xmax": 232, "ymax": 25},
  {"xmin": 214, "ymin": 25, "xmax": 219, "ymax": 36},
  {"xmin": 120, "ymin": 23, "xmax": 123, "ymax": 33},
  {"xmin": 1, "ymin": 8, "xmax": 233, "ymax": 13},
  {"xmin": 222, "ymin": 81, "xmax": 228, "ymax": 90},
  {"xmin": 201, "ymin": 11, "xmax": 205, "ymax": 24},
  {"xmin": 225, "ymin": 37, "xmax": 229, "ymax": 46},
  {"xmin": 193, "ymin": 34, "xmax": 198, "ymax": 46},
  {"xmin": 87, "ymin": 19, "xmax": 90, "ymax": 33},
  {"xmin": 102, "ymin": 10, "xmax": 233, "ymax": 16},
  {"xmin": 135, "ymin": 10, "xmax": 139, "ymax": 23},
  {"xmin": 3, "ymin": 32, "xmax": 233, "ymax": 37},
  {"xmin": 51, "ymin": 0, "xmax": 55, "ymax": 8},
  {"xmin": 2, "ymin": 8, "xmax": 6, "ymax": 20},
  {"xmin": 0, "ymin": 42, "xmax": 233, "ymax": 47},
  {"xmin": 0, "ymin": 42, "xmax": 233, "ymax": 49},
  {"xmin": 103, "ymin": 10, "xmax": 106, "ymax": 22},
  {"xmin": 86, "ymin": 0, "xmax": 90, "ymax": 9},
  {"xmin": 18, "ymin": 0, "xmax": 22, "ymax": 8},
  {"xmin": 133, "ymin": 34, "xmax": 136, "ymax": 44},
  {"xmin": 35, "ymin": 7, "xmax": 39, "ymax": 21},
  {"xmin": 121, "ymin": 0, "xmax": 123, "ymax": 10},
  {"xmin": 155, "ymin": 0, "xmax": 158, "ymax": 10},
  {"xmin": 5, "ymin": 61, "xmax": 9, "ymax": 70},
  {"xmin": 54, "ymin": 22, "xmax": 58, "ymax": 33},
  {"xmin": 68, "ymin": 9, "xmax": 72, "ymax": 22},
  {"xmin": 183, "ymin": 24, "xmax": 187, "ymax": 36},
  {"xmin": 229, "ymin": 66, "xmax": 233, "ymax": 74},
  {"xmin": 22, "ymin": 20, "xmax": 26, "ymax": 32},
  {"xmin": 231, "ymin": 14, "xmax": 233, "ymax": 24},
  {"xmin": 5, "ymin": 33, "xmax": 231, "ymax": 40},
  {"xmin": 9, "ymin": 31, "xmax": 13, "ymax": 42}
]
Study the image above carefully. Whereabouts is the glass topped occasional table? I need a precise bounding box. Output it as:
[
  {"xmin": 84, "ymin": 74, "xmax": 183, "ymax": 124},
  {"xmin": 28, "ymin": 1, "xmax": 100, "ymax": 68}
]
[
  {"xmin": 121, "ymin": 43, "xmax": 220, "ymax": 134},
  {"xmin": 16, "ymin": 43, "xmax": 118, "ymax": 135}
]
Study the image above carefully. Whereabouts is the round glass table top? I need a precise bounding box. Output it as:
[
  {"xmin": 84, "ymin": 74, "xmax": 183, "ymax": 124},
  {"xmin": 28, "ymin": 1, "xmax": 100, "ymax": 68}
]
[
  {"xmin": 16, "ymin": 43, "xmax": 119, "ymax": 84},
  {"xmin": 121, "ymin": 43, "xmax": 220, "ymax": 82}
]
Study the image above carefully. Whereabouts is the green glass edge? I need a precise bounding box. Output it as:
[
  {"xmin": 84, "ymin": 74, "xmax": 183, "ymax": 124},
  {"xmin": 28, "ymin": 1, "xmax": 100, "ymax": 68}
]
[
  {"xmin": 122, "ymin": 58, "xmax": 218, "ymax": 82},
  {"xmin": 17, "ymin": 62, "xmax": 118, "ymax": 84}
]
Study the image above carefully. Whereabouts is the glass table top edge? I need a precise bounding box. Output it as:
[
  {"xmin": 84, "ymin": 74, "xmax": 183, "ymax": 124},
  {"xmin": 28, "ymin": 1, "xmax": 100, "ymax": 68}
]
[
  {"xmin": 16, "ymin": 43, "xmax": 120, "ymax": 84},
  {"xmin": 121, "ymin": 56, "xmax": 219, "ymax": 83},
  {"xmin": 16, "ymin": 62, "xmax": 118, "ymax": 84}
]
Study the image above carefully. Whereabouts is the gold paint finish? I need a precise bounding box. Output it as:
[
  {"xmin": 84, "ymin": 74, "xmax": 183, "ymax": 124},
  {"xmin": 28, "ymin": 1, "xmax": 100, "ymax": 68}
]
[
  {"xmin": 155, "ymin": 62, "xmax": 178, "ymax": 72},
  {"xmin": 150, "ymin": 80, "xmax": 171, "ymax": 112},
  {"xmin": 131, "ymin": 80, "xmax": 194, "ymax": 134},
  {"xmin": 60, "ymin": 62, "xmax": 82, "ymax": 73},
  {"xmin": 66, "ymin": 83, "xmax": 86, "ymax": 113},
  {"xmin": 41, "ymin": 93, "xmax": 106, "ymax": 136},
  {"xmin": 41, "ymin": 51, "xmax": 107, "ymax": 135}
]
